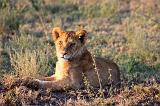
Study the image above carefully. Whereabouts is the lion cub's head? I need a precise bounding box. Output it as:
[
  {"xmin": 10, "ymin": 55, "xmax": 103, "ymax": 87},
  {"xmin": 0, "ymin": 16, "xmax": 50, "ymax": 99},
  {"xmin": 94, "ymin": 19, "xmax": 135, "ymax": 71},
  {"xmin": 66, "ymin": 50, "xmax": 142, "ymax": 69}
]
[{"xmin": 52, "ymin": 27, "xmax": 87, "ymax": 61}]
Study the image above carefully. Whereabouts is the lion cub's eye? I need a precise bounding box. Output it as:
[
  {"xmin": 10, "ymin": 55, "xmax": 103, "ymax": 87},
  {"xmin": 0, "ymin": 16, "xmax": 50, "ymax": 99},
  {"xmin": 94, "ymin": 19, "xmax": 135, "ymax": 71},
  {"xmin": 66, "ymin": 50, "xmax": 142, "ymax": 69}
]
[{"xmin": 69, "ymin": 43, "xmax": 76, "ymax": 47}]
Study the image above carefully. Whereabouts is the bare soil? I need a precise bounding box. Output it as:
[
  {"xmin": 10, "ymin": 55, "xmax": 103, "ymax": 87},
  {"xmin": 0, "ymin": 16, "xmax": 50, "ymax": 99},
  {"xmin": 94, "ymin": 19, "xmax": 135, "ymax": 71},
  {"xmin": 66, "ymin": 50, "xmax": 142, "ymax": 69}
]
[{"xmin": 0, "ymin": 77, "xmax": 160, "ymax": 106}]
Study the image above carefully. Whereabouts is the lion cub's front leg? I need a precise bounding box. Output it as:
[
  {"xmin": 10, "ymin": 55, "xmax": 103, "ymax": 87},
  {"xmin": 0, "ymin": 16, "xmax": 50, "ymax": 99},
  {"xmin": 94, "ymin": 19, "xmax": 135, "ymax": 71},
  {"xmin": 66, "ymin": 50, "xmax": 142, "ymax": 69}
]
[
  {"xmin": 42, "ymin": 75, "xmax": 56, "ymax": 81},
  {"xmin": 37, "ymin": 77, "xmax": 72, "ymax": 90},
  {"xmin": 35, "ymin": 69, "xmax": 83, "ymax": 90}
]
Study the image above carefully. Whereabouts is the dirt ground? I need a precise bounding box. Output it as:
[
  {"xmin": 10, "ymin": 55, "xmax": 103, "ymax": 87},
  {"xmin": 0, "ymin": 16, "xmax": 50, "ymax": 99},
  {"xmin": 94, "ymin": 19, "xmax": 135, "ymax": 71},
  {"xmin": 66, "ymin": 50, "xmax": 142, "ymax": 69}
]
[{"xmin": 0, "ymin": 76, "xmax": 160, "ymax": 106}]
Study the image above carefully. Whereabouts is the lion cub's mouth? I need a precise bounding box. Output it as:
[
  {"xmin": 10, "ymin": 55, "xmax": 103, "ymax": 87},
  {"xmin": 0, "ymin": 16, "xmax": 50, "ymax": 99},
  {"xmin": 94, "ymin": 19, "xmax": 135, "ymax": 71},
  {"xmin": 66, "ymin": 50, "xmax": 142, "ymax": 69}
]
[{"xmin": 60, "ymin": 54, "xmax": 71, "ymax": 60}]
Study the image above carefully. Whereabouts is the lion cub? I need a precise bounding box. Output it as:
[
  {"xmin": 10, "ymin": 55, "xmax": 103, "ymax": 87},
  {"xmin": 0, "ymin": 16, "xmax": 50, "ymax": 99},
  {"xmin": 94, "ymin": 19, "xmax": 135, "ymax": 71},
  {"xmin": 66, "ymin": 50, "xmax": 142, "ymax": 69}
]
[{"xmin": 36, "ymin": 27, "xmax": 120, "ymax": 90}]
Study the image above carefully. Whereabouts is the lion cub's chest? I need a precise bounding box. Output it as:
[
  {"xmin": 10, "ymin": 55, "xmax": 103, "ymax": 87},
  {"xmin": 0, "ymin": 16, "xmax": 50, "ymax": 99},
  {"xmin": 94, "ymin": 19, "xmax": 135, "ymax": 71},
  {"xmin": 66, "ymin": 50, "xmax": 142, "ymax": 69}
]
[{"xmin": 55, "ymin": 60, "xmax": 80, "ymax": 80}]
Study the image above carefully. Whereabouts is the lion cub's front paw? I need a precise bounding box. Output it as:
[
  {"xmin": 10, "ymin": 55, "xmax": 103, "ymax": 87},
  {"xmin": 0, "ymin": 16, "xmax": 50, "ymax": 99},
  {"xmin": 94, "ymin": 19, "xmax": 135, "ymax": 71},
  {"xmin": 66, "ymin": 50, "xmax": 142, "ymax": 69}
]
[
  {"xmin": 34, "ymin": 79, "xmax": 45, "ymax": 89},
  {"xmin": 23, "ymin": 79, "xmax": 40, "ymax": 90}
]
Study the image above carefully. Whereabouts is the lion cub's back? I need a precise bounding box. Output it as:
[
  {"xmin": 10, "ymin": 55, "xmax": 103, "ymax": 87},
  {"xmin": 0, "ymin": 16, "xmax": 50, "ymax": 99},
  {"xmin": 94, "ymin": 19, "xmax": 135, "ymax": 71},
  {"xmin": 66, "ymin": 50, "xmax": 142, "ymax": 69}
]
[
  {"xmin": 96, "ymin": 57, "xmax": 120, "ymax": 86},
  {"xmin": 85, "ymin": 57, "xmax": 120, "ymax": 88}
]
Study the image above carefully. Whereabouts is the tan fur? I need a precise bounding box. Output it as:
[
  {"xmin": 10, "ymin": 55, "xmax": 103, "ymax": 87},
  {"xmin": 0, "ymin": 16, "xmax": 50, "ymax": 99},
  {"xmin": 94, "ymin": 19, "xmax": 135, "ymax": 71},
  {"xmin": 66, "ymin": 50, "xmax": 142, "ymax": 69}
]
[{"xmin": 36, "ymin": 27, "xmax": 120, "ymax": 90}]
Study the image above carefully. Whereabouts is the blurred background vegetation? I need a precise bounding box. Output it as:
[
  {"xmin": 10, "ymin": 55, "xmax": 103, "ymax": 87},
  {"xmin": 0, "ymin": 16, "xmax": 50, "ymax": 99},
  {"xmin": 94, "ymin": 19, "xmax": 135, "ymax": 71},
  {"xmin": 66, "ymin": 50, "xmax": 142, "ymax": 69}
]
[{"xmin": 0, "ymin": 0, "xmax": 160, "ymax": 82}]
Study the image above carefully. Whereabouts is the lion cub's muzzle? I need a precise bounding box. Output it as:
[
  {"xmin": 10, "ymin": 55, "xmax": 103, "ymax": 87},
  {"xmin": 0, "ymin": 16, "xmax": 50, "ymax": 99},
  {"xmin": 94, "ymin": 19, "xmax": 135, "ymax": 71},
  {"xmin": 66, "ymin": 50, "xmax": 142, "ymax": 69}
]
[{"xmin": 59, "ymin": 52, "xmax": 72, "ymax": 60}]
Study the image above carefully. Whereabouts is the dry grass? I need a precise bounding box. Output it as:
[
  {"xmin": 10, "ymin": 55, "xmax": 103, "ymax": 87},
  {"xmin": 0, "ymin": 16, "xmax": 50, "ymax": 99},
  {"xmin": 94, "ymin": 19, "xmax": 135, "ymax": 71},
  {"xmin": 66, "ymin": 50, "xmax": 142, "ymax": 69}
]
[{"xmin": 10, "ymin": 49, "xmax": 39, "ymax": 78}]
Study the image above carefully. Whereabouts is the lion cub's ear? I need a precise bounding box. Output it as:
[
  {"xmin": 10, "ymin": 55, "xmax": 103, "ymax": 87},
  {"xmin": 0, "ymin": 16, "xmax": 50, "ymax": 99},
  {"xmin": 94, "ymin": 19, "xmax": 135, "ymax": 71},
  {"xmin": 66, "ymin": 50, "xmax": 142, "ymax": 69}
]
[
  {"xmin": 76, "ymin": 30, "xmax": 87, "ymax": 43},
  {"xmin": 52, "ymin": 27, "xmax": 63, "ymax": 41}
]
